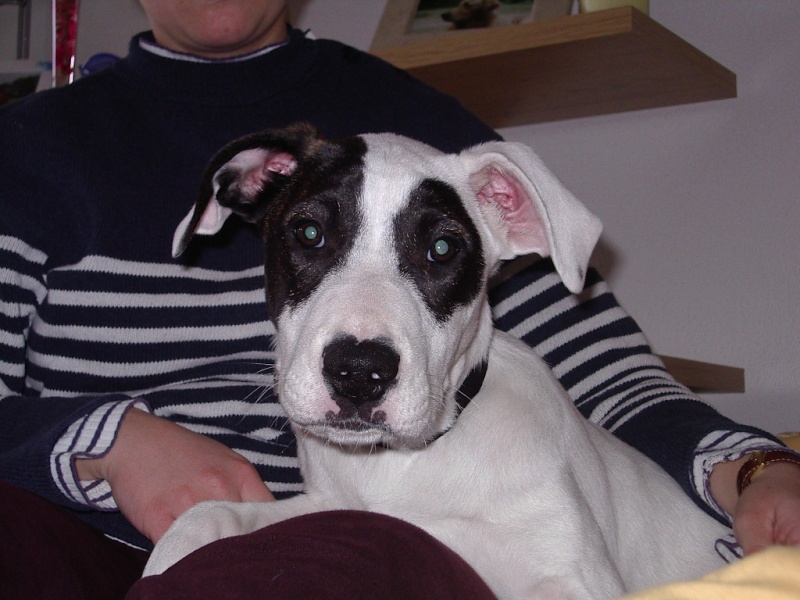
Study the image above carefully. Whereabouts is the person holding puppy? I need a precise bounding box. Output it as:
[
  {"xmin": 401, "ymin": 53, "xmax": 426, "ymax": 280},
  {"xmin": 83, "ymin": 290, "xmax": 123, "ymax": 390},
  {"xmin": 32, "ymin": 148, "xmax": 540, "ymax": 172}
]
[{"xmin": 1, "ymin": 1, "xmax": 798, "ymax": 598}]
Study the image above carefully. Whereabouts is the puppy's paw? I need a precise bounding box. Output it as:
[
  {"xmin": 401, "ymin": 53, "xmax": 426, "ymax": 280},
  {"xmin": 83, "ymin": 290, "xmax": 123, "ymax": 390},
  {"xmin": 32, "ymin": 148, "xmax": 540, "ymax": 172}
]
[{"xmin": 143, "ymin": 500, "xmax": 252, "ymax": 577}]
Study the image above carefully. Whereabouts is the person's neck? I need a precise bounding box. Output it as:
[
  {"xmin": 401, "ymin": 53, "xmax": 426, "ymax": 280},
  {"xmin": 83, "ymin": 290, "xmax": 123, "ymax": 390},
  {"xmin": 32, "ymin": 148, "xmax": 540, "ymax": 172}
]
[
  {"xmin": 163, "ymin": 31, "xmax": 289, "ymax": 61},
  {"xmin": 150, "ymin": 13, "xmax": 289, "ymax": 61}
]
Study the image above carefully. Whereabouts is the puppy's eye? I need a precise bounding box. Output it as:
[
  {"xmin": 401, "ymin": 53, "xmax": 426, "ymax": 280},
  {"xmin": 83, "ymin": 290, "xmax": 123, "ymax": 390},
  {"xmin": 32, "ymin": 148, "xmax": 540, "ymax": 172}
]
[
  {"xmin": 427, "ymin": 237, "xmax": 457, "ymax": 263},
  {"xmin": 294, "ymin": 221, "xmax": 325, "ymax": 248}
]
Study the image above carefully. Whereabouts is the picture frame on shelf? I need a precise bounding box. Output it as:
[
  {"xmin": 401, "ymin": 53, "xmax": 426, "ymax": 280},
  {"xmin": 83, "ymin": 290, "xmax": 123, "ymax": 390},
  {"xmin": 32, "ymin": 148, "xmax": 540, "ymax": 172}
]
[{"xmin": 370, "ymin": 0, "xmax": 573, "ymax": 51}]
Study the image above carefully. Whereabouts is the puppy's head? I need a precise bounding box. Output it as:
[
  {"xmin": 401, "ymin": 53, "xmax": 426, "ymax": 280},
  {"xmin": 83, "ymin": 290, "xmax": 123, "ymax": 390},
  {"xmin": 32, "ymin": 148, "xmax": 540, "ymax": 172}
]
[{"xmin": 174, "ymin": 123, "xmax": 601, "ymax": 448}]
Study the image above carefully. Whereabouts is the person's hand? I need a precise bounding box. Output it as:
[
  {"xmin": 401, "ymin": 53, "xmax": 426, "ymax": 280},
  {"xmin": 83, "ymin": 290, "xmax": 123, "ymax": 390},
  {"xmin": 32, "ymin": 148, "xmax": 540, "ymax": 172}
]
[
  {"xmin": 711, "ymin": 455, "xmax": 800, "ymax": 555},
  {"xmin": 75, "ymin": 408, "xmax": 275, "ymax": 543},
  {"xmin": 732, "ymin": 462, "xmax": 800, "ymax": 555}
]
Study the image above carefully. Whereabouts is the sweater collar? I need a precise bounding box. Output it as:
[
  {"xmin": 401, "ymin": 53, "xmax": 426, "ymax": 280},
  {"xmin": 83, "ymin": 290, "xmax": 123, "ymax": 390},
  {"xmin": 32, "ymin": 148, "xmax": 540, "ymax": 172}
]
[
  {"xmin": 119, "ymin": 28, "xmax": 316, "ymax": 105},
  {"xmin": 137, "ymin": 34, "xmax": 289, "ymax": 64}
]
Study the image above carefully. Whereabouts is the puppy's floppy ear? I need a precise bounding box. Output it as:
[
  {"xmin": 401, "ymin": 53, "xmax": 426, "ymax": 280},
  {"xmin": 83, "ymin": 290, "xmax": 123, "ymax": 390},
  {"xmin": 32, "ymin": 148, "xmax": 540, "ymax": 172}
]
[
  {"xmin": 460, "ymin": 141, "xmax": 602, "ymax": 294},
  {"xmin": 172, "ymin": 122, "xmax": 320, "ymax": 257}
]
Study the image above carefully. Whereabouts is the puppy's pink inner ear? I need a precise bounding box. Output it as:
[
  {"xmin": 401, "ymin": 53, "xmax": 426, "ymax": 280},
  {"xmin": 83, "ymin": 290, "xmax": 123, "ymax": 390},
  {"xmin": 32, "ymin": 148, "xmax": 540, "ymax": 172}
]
[
  {"xmin": 226, "ymin": 150, "xmax": 298, "ymax": 201},
  {"xmin": 264, "ymin": 152, "xmax": 297, "ymax": 176},
  {"xmin": 475, "ymin": 167, "xmax": 550, "ymax": 256}
]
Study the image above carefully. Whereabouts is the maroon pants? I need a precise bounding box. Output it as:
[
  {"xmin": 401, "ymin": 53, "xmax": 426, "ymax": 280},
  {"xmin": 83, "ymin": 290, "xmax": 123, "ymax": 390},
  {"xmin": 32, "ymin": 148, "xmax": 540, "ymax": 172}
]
[{"xmin": 1, "ymin": 481, "xmax": 495, "ymax": 599}]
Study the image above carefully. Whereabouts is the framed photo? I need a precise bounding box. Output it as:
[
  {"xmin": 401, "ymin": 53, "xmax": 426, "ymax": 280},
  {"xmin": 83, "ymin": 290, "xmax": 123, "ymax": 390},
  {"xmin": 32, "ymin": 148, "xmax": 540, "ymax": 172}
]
[{"xmin": 370, "ymin": 0, "xmax": 573, "ymax": 51}]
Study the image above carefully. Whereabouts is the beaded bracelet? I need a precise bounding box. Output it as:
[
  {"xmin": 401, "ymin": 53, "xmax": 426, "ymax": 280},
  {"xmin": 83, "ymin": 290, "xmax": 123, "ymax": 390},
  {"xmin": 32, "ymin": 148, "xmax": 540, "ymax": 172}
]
[{"xmin": 736, "ymin": 450, "xmax": 800, "ymax": 495}]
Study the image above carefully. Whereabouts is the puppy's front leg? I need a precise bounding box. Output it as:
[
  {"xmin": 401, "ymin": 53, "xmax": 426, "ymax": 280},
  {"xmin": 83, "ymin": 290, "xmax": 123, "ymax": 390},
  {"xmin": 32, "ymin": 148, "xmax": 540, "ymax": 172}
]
[{"xmin": 143, "ymin": 494, "xmax": 321, "ymax": 576}]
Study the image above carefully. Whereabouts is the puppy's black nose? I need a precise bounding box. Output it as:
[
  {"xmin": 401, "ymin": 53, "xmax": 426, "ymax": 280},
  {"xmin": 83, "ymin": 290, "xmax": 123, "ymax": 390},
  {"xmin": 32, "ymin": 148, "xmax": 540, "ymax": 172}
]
[{"xmin": 322, "ymin": 336, "xmax": 399, "ymax": 406}]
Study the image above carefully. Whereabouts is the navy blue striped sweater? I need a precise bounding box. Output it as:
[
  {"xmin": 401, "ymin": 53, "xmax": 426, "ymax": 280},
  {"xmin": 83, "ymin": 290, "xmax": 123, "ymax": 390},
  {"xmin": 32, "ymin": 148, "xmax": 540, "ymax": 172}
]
[{"xmin": 0, "ymin": 29, "xmax": 780, "ymax": 550}]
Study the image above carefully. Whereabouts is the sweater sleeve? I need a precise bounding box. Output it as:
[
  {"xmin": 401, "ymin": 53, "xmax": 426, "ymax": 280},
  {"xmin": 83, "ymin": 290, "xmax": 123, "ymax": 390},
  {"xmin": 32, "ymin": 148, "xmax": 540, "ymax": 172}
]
[
  {"xmin": 52, "ymin": 399, "xmax": 152, "ymax": 510},
  {"xmin": 488, "ymin": 257, "xmax": 787, "ymax": 523},
  {"xmin": 0, "ymin": 233, "xmax": 139, "ymax": 509}
]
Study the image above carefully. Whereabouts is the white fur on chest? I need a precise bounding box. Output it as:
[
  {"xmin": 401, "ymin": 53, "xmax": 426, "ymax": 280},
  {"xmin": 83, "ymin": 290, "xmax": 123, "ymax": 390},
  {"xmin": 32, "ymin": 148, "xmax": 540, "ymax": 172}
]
[{"xmin": 296, "ymin": 332, "xmax": 729, "ymax": 598}]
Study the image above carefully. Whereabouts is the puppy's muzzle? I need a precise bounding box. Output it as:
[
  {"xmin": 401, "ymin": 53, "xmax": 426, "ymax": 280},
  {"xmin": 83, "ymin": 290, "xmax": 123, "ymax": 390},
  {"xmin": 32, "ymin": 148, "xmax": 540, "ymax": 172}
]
[{"xmin": 322, "ymin": 336, "xmax": 400, "ymax": 424}]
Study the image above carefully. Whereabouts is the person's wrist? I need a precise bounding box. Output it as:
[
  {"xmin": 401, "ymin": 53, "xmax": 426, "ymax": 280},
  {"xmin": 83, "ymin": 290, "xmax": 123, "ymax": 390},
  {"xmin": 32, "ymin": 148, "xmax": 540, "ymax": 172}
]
[
  {"xmin": 74, "ymin": 453, "xmax": 107, "ymax": 481},
  {"xmin": 737, "ymin": 450, "xmax": 800, "ymax": 494},
  {"xmin": 709, "ymin": 455, "xmax": 749, "ymax": 516},
  {"xmin": 73, "ymin": 405, "xmax": 150, "ymax": 481}
]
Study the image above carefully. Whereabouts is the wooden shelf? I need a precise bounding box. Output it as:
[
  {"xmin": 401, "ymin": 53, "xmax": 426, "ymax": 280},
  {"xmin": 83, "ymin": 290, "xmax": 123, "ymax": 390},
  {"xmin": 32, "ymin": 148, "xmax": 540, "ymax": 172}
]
[
  {"xmin": 371, "ymin": 7, "xmax": 736, "ymax": 128},
  {"xmin": 657, "ymin": 355, "xmax": 744, "ymax": 393}
]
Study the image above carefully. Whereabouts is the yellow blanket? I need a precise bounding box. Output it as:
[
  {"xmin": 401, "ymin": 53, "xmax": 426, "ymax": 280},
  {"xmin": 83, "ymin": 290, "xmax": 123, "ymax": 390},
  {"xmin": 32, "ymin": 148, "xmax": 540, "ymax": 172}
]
[{"xmin": 626, "ymin": 545, "xmax": 800, "ymax": 599}]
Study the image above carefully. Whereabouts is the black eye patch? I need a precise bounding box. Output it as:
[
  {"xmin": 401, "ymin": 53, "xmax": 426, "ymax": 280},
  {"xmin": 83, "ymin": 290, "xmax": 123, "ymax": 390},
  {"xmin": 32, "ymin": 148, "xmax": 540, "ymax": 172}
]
[
  {"xmin": 263, "ymin": 138, "xmax": 367, "ymax": 320},
  {"xmin": 393, "ymin": 178, "xmax": 484, "ymax": 322}
]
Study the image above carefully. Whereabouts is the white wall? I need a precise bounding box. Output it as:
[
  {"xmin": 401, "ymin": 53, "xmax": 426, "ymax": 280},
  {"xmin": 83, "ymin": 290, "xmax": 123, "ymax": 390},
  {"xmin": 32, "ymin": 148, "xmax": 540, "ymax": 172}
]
[
  {"xmin": 50, "ymin": 1, "xmax": 800, "ymax": 434},
  {"xmin": 501, "ymin": 1, "xmax": 800, "ymax": 435},
  {"xmin": 0, "ymin": 0, "xmax": 51, "ymax": 78}
]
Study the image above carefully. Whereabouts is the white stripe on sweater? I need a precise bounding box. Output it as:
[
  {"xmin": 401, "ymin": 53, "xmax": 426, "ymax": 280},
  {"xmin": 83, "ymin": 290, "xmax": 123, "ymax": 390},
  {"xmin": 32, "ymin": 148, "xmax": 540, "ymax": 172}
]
[
  {"xmin": 31, "ymin": 320, "xmax": 275, "ymax": 344},
  {"xmin": 28, "ymin": 349, "xmax": 272, "ymax": 378},
  {"xmin": 59, "ymin": 255, "xmax": 262, "ymax": 281}
]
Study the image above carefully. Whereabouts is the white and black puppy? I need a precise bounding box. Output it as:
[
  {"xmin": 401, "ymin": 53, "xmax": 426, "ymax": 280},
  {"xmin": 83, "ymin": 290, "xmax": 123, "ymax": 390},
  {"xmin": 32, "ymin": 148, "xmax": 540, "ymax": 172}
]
[{"xmin": 146, "ymin": 123, "xmax": 730, "ymax": 598}]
